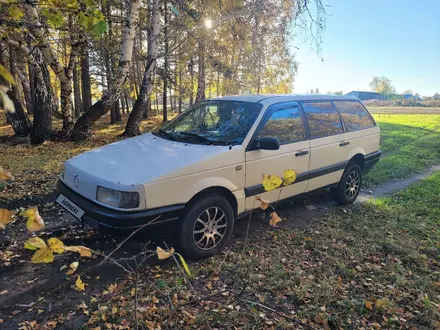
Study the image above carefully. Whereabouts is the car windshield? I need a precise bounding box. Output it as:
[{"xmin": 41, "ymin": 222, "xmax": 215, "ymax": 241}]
[{"xmin": 154, "ymin": 101, "xmax": 262, "ymax": 145}]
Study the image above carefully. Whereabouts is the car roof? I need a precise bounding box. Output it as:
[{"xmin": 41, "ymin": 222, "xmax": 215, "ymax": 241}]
[{"xmin": 208, "ymin": 94, "xmax": 358, "ymax": 105}]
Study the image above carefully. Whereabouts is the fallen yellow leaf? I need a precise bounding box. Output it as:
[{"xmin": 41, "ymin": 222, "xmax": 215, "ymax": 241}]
[
  {"xmin": 75, "ymin": 276, "xmax": 85, "ymax": 291},
  {"xmin": 375, "ymin": 298, "xmax": 386, "ymax": 309},
  {"xmin": 0, "ymin": 166, "xmax": 13, "ymax": 182},
  {"xmin": 108, "ymin": 283, "xmax": 117, "ymax": 293},
  {"xmin": 176, "ymin": 253, "xmax": 191, "ymax": 276},
  {"xmin": 337, "ymin": 276, "xmax": 343, "ymax": 291},
  {"xmin": 31, "ymin": 248, "xmax": 54, "ymax": 263},
  {"xmin": 156, "ymin": 246, "xmax": 174, "ymax": 260},
  {"xmin": 66, "ymin": 261, "xmax": 79, "ymax": 275},
  {"xmin": 24, "ymin": 237, "xmax": 47, "ymax": 250},
  {"xmin": 20, "ymin": 207, "xmax": 45, "ymax": 232},
  {"xmin": 262, "ymin": 174, "xmax": 283, "ymax": 192},
  {"xmin": 48, "ymin": 238, "xmax": 65, "ymax": 254},
  {"xmin": 65, "ymin": 245, "xmax": 92, "ymax": 257},
  {"xmin": 283, "ymin": 169, "xmax": 297, "ymax": 185},
  {"xmin": 269, "ymin": 212, "xmax": 282, "ymax": 227},
  {"xmin": 0, "ymin": 209, "xmax": 13, "ymax": 229},
  {"xmin": 255, "ymin": 196, "xmax": 270, "ymax": 211}
]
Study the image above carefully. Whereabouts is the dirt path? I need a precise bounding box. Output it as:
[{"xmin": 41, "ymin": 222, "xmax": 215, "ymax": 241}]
[{"xmin": 358, "ymin": 164, "xmax": 440, "ymax": 202}]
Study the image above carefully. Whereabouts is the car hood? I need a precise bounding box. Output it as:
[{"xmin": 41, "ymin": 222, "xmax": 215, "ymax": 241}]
[{"xmin": 64, "ymin": 133, "xmax": 241, "ymax": 186}]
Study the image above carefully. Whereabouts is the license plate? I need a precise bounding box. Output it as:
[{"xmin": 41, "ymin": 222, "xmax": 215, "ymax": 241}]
[{"xmin": 56, "ymin": 194, "xmax": 85, "ymax": 220}]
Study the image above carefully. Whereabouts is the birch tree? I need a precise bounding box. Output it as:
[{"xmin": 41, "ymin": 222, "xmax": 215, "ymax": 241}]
[
  {"xmin": 124, "ymin": 0, "xmax": 160, "ymax": 136},
  {"xmin": 24, "ymin": 0, "xmax": 78, "ymax": 135},
  {"xmin": 70, "ymin": 0, "xmax": 141, "ymax": 141}
]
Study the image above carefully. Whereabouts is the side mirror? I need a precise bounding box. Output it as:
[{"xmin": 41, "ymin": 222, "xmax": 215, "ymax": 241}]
[{"xmin": 253, "ymin": 137, "xmax": 280, "ymax": 151}]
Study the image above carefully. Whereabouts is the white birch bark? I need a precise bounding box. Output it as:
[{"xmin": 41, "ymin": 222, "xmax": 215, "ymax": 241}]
[
  {"xmin": 123, "ymin": 0, "xmax": 159, "ymax": 136},
  {"xmin": 71, "ymin": 0, "xmax": 141, "ymax": 140},
  {"xmin": 24, "ymin": 0, "xmax": 75, "ymax": 133}
]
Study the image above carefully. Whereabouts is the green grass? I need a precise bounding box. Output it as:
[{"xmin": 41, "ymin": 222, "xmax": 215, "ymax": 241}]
[
  {"xmin": 364, "ymin": 114, "xmax": 440, "ymax": 187},
  {"xmin": 368, "ymin": 106, "xmax": 440, "ymax": 114}
]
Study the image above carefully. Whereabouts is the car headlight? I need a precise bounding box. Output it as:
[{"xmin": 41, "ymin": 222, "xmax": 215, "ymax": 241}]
[{"xmin": 96, "ymin": 186, "xmax": 139, "ymax": 209}]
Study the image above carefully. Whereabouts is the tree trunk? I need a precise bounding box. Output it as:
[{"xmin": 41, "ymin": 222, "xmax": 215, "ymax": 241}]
[
  {"xmin": 27, "ymin": 61, "xmax": 34, "ymax": 114},
  {"xmin": 9, "ymin": 46, "xmax": 19, "ymax": 96},
  {"xmin": 124, "ymin": 0, "xmax": 159, "ymax": 136},
  {"xmin": 189, "ymin": 58, "xmax": 194, "ymax": 105},
  {"xmin": 14, "ymin": 61, "xmax": 33, "ymax": 115},
  {"xmin": 195, "ymin": 38, "xmax": 206, "ymax": 103},
  {"xmin": 115, "ymin": 102, "xmax": 121, "ymax": 121},
  {"xmin": 0, "ymin": 42, "xmax": 32, "ymax": 137},
  {"xmin": 73, "ymin": 59, "xmax": 82, "ymax": 118},
  {"xmin": 178, "ymin": 56, "xmax": 183, "ymax": 113},
  {"xmin": 59, "ymin": 80, "xmax": 74, "ymax": 134},
  {"xmin": 5, "ymin": 91, "xmax": 33, "ymax": 137},
  {"xmin": 144, "ymin": 97, "xmax": 151, "ymax": 119},
  {"xmin": 155, "ymin": 90, "xmax": 159, "ymax": 115},
  {"xmin": 25, "ymin": 2, "xmax": 75, "ymax": 136},
  {"xmin": 71, "ymin": 0, "xmax": 142, "ymax": 141},
  {"xmin": 124, "ymin": 91, "xmax": 130, "ymax": 113},
  {"xmin": 29, "ymin": 48, "xmax": 54, "ymax": 144},
  {"xmin": 106, "ymin": 0, "xmax": 121, "ymax": 124},
  {"xmin": 81, "ymin": 51, "xmax": 92, "ymax": 111},
  {"xmin": 106, "ymin": 55, "xmax": 117, "ymax": 124},
  {"xmin": 162, "ymin": 0, "xmax": 168, "ymax": 122},
  {"xmin": 217, "ymin": 69, "xmax": 220, "ymax": 97}
]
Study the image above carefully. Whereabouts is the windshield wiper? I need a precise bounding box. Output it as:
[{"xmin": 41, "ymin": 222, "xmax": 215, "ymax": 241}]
[
  {"xmin": 156, "ymin": 128, "xmax": 176, "ymax": 140},
  {"xmin": 176, "ymin": 132, "xmax": 222, "ymax": 145}
]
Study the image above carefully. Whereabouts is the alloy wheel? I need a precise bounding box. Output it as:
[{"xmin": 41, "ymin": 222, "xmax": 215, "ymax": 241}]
[
  {"xmin": 345, "ymin": 170, "xmax": 360, "ymax": 199},
  {"xmin": 193, "ymin": 207, "xmax": 228, "ymax": 250}
]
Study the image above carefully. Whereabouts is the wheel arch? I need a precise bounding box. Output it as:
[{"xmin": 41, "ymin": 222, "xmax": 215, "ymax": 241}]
[
  {"xmin": 347, "ymin": 149, "xmax": 366, "ymax": 170},
  {"xmin": 186, "ymin": 186, "xmax": 238, "ymax": 217}
]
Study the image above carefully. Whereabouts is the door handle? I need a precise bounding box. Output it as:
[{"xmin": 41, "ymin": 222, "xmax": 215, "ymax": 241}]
[
  {"xmin": 295, "ymin": 150, "xmax": 309, "ymax": 157},
  {"xmin": 339, "ymin": 141, "xmax": 350, "ymax": 147}
]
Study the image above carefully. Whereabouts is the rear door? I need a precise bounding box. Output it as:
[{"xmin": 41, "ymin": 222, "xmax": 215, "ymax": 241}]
[
  {"xmin": 332, "ymin": 100, "xmax": 380, "ymax": 159},
  {"xmin": 301, "ymin": 101, "xmax": 346, "ymax": 191},
  {"xmin": 244, "ymin": 102, "xmax": 310, "ymax": 209}
]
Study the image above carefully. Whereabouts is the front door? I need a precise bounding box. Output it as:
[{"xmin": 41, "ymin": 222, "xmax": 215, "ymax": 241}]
[{"xmin": 244, "ymin": 102, "xmax": 310, "ymax": 210}]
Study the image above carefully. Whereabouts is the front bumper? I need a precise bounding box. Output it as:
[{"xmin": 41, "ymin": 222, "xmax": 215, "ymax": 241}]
[
  {"xmin": 363, "ymin": 150, "xmax": 382, "ymax": 174},
  {"xmin": 57, "ymin": 180, "xmax": 184, "ymax": 230}
]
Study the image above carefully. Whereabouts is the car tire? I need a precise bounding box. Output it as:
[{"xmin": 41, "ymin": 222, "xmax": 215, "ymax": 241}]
[
  {"xmin": 176, "ymin": 194, "xmax": 235, "ymax": 259},
  {"xmin": 331, "ymin": 163, "xmax": 362, "ymax": 205}
]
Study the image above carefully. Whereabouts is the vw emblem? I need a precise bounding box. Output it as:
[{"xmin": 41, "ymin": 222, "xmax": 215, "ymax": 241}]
[{"xmin": 74, "ymin": 175, "xmax": 79, "ymax": 188}]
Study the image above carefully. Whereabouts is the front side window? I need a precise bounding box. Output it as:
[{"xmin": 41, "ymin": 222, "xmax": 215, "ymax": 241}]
[
  {"xmin": 155, "ymin": 101, "xmax": 262, "ymax": 145},
  {"xmin": 334, "ymin": 101, "xmax": 376, "ymax": 131},
  {"xmin": 302, "ymin": 102, "xmax": 343, "ymax": 138},
  {"xmin": 257, "ymin": 106, "xmax": 305, "ymax": 144}
]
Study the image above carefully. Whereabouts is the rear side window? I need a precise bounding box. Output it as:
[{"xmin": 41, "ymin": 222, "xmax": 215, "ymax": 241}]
[
  {"xmin": 302, "ymin": 102, "xmax": 343, "ymax": 138},
  {"xmin": 257, "ymin": 107, "xmax": 305, "ymax": 144},
  {"xmin": 334, "ymin": 101, "xmax": 376, "ymax": 131}
]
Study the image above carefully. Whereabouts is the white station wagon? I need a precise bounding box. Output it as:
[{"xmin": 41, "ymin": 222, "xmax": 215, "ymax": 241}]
[{"xmin": 57, "ymin": 95, "xmax": 381, "ymax": 258}]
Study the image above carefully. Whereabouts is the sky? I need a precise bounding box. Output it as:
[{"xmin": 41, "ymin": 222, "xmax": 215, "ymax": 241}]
[{"xmin": 292, "ymin": 0, "xmax": 440, "ymax": 97}]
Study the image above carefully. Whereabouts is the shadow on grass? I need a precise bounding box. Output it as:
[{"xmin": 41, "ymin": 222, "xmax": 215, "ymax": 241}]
[{"xmin": 364, "ymin": 121, "xmax": 440, "ymax": 187}]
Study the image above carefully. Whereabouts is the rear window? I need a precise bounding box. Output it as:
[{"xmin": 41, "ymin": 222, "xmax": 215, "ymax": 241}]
[
  {"xmin": 334, "ymin": 101, "xmax": 376, "ymax": 131},
  {"xmin": 302, "ymin": 102, "xmax": 343, "ymax": 138}
]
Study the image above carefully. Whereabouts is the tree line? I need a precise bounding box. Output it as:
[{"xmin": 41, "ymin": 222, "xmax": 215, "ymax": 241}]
[{"xmin": 0, "ymin": 0, "xmax": 326, "ymax": 144}]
